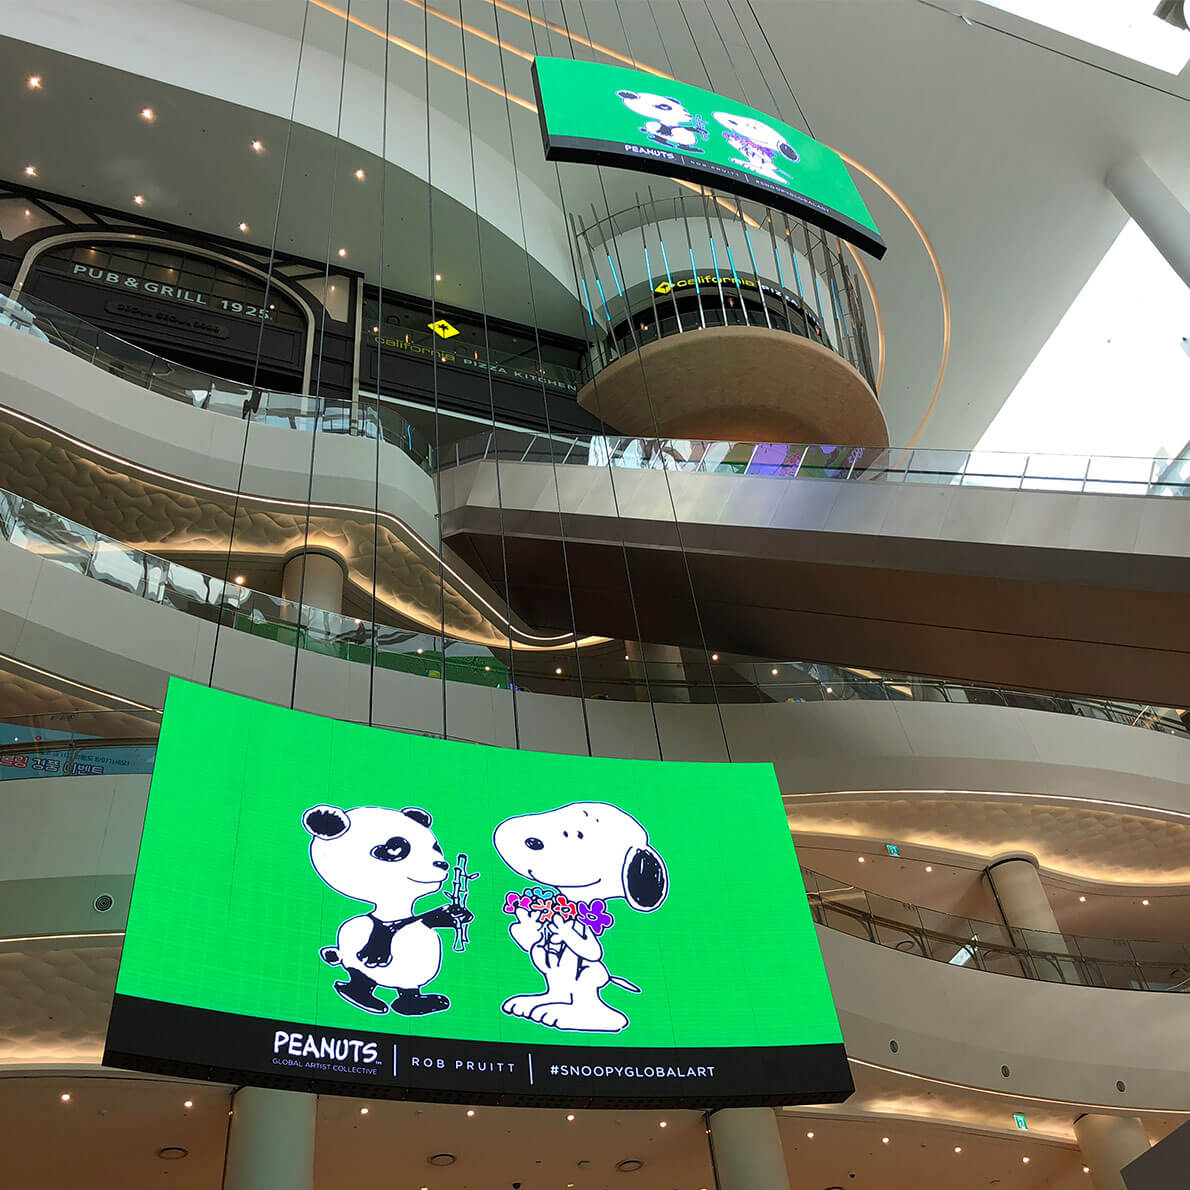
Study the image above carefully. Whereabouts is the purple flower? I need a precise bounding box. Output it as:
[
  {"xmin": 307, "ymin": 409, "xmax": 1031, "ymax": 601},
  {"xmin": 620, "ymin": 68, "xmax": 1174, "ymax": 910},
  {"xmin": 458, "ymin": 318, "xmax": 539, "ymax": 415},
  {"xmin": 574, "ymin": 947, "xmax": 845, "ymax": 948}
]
[{"xmin": 576, "ymin": 898, "xmax": 614, "ymax": 935}]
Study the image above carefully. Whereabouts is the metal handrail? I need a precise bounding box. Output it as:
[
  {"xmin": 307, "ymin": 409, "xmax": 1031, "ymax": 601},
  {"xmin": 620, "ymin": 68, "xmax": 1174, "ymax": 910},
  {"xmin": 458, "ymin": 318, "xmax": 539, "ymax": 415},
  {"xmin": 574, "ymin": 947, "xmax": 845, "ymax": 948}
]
[
  {"xmin": 450, "ymin": 428, "xmax": 1190, "ymax": 498},
  {"xmin": 803, "ymin": 868, "xmax": 1190, "ymax": 993}
]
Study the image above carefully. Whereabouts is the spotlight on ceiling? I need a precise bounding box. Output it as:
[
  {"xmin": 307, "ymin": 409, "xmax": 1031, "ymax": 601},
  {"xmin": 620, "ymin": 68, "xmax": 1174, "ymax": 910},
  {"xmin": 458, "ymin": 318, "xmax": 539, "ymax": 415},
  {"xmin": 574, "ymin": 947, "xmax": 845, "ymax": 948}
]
[
  {"xmin": 354, "ymin": 168, "xmax": 366, "ymax": 180},
  {"xmin": 238, "ymin": 222, "xmax": 249, "ymax": 233},
  {"xmin": 251, "ymin": 139, "xmax": 264, "ymax": 153},
  {"xmin": 338, "ymin": 248, "xmax": 347, "ymax": 257},
  {"xmin": 140, "ymin": 106, "xmax": 155, "ymax": 121},
  {"xmin": 27, "ymin": 75, "xmax": 42, "ymax": 89},
  {"xmin": 133, "ymin": 194, "xmax": 145, "ymax": 206},
  {"xmin": 24, "ymin": 165, "xmax": 37, "ymax": 177}
]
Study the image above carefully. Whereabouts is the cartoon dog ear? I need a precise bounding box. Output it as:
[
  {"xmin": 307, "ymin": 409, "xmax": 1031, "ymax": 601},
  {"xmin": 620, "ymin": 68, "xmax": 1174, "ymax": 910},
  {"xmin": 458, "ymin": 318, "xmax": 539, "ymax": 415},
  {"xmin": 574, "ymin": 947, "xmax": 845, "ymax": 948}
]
[
  {"xmin": 304, "ymin": 805, "xmax": 349, "ymax": 839},
  {"xmin": 401, "ymin": 807, "xmax": 433, "ymax": 828},
  {"xmin": 622, "ymin": 846, "xmax": 668, "ymax": 912},
  {"xmin": 780, "ymin": 142, "xmax": 799, "ymax": 161},
  {"xmin": 617, "ymin": 89, "xmax": 638, "ymax": 100}
]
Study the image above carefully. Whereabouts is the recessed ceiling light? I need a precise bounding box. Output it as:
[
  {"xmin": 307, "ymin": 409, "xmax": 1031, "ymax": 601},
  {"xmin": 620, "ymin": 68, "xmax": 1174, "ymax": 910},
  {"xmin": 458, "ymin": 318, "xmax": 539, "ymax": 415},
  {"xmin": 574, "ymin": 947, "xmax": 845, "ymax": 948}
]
[
  {"xmin": 771, "ymin": 667, "xmax": 779, "ymax": 676},
  {"xmin": 953, "ymin": 1146, "xmax": 962, "ymax": 1153},
  {"xmin": 1079, "ymin": 895, "xmax": 1087, "ymax": 903},
  {"xmin": 711, "ymin": 652, "xmax": 719, "ymax": 661},
  {"xmin": 555, "ymin": 667, "xmax": 563, "ymax": 675},
  {"xmin": 24, "ymin": 165, "xmax": 37, "ymax": 177},
  {"xmin": 466, "ymin": 1109, "xmax": 475, "ymax": 1117},
  {"xmin": 372, "ymin": 325, "xmax": 379, "ymax": 333},
  {"xmin": 881, "ymin": 1136, "xmax": 890, "ymax": 1144},
  {"xmin": 59, "ymin": 1092, "xmax": 71, "ymax": 1103},
  {"xmin": 27, "ymin": 75, "xmax": 42, "ymax": 89},
  {"xmin": 1083, "ymin": 1166, "xmax": 1091, "ymax": 1174},
  {"xmin": 925, "ymin": 865, "xmax": 933, "ymax": 873},
  {"xmin": 251, "ymin": 139, "xmax": 264, "ymax": 152},
  {"xmin": 806, "ymin": 1131, "xmax": 814, "ymax": 1139},
  {"xmin": 566, "ymin": 1113, "xmax": 575, "ymax": 1121},
  {"xmin": 826, "ymin": 685, "xmax": 834, "ymax": 693},
  {"xmin": 354, "ymin": 168, "xmax": 366, "ymax": 180},
  {"xmin": 23, "ymin": 208, "xmax": 30, "ymax": 216},
  {"xmin": 338, "ymin": 248, "xmax": 347, "ymax": 257},
  {"xmin": 416, "ymin": 647, "xmax": 424, "ymax": 655},
  {"xmin": 234, "ymin": 575, "xmax": 245, "ymax": 585},
  {"xmin": 183, "ymin": 1099, "xmax": 193, "ymax": 1108},
  {"xmin": 434, "ymin": 273, "xmax": 442, "ymax": 281},
  {"xmin": 484, "ymin": 665, "xmax": 491, "ymax": 672},
  {"xmin": 1022, "ymin": 1156, "xmax": 1031, "ymax": 1164},
  {"xmin": 857, "ymin": 856, "xmax": 865, "ymax": 863},
  {"xmin": 133, "ymin": 194, "xmax": 145, "ymax": 206},
  {"xmin": 658, "ymin": 1120, "xmax": 667, "ymax": 1128},
  {"xmin": 140, "ymin": 106, "xmax": 155, "ymax": 121},
  {"xmin": 1142, "ymin": 899, "xmax": 1150, "ymax": 906},
  {"xmin": 238, "ymin": 222, "xmax": 249, "ymax": 233}
]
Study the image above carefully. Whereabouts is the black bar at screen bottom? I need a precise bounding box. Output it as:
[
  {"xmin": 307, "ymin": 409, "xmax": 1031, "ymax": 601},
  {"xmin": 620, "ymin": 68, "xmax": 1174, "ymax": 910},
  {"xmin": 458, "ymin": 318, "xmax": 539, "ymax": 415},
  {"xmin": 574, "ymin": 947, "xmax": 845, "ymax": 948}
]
[{"xmin": 104, "ymin": 994, "xmax": 853, "ymax": 1109}]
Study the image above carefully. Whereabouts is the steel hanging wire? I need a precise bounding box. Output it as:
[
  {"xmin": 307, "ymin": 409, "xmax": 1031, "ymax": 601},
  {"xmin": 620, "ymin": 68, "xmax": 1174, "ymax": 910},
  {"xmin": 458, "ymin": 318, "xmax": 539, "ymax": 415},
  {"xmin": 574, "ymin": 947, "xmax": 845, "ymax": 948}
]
[
  {"xmin": 562, "ymin": 0, "xmax": 733, "ymax": 762},
  {"xmin": 208, "ymin": 1, "xmax": 311, "ymax": 690},
  {"xmin": 368, "ymin": 0, "xmax": 393, "ymax": 730},
  {"xmin": 456, "ymin": 0, "xmax": 523, "ymax": 750},
  {"xmin": 424, "ymin": 0, "xmax": 450, "ymax": 740},
  {"xmin": 538, "ymin": 0, "xmax": 665, "ymax": 759},
  {"xmin": 490, "ymin": 0, "xmax": 594, "ymax": 756},
  {"xmin": 288, "ymin": 0, "xmax": 355, "ymax": 712}
]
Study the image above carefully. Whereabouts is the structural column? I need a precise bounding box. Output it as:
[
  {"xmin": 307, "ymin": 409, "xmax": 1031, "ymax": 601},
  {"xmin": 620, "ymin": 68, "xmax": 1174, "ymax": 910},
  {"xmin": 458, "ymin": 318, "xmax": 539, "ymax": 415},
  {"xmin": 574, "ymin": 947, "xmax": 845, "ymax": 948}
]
[
  {"xmin": 282, "ymin": 551, "xmax": 345, "ymax": 615},
  {"xmin": 1074, "ymin": 1113, "xmax": 1150, "ymax": 1190},
  {"xmin": 1106, "ymin": 157, "xmax": 1190, "ymax": 289},
  {"xmin": 986, "ymin": 856, "xmax": 1061, "ymax": 934},
  {"xmin": 224, "ymin": 1087, "xmax": 316, "ymax": 1190},
  {"xmin": 708, "ymin": 1107, "xmax": 790, "ymax": 1190}
]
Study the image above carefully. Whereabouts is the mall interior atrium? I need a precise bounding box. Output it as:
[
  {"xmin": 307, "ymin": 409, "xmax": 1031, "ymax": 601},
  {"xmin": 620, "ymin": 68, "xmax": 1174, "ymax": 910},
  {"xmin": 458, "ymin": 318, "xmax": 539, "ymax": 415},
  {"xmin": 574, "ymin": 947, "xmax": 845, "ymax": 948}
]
[{"xmin": 1, "ymin": 0, "xmax": 1189, "ymax": 1187}]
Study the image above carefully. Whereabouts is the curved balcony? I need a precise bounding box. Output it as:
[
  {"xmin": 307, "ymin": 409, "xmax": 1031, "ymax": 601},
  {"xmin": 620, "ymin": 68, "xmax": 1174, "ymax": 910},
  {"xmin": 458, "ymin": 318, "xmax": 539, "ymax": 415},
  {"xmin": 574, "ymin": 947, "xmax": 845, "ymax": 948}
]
[
  {"xmin": 570, "ymin": 195, "xmax": 883, "ymax": 445},
  {"xmin": 1, "ymin": 482, "xmax": 1186, "ymax": 739},
  {"xmin": 1, "ymin": 286, "xmax": 436, "ymax": 471},
  {"xmin": 803, "ymin": 869, "xmax": 1190, "ymax": 993}
]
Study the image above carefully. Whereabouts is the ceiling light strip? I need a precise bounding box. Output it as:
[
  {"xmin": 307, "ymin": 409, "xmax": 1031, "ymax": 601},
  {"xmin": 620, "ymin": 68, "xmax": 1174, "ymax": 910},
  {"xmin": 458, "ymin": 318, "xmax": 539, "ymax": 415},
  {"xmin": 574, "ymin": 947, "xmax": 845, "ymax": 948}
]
[{"xmin": 0, "ymin": 651, "xmax": 159, "ymax": 712}]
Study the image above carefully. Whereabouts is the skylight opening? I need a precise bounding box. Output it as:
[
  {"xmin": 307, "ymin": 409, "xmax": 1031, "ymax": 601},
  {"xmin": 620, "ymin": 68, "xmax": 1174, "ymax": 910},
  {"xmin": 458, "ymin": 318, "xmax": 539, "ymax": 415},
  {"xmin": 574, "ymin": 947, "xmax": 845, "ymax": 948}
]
[{"xmin": 981, "ymin": 0, "xmax": 1190, "ymax": 74}]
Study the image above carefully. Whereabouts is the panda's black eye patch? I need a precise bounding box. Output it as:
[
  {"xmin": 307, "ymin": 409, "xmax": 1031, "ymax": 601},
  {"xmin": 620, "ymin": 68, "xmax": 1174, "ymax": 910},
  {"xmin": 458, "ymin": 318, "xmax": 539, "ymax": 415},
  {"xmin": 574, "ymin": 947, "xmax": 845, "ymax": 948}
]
[
  {"xmin": 432, "ymin": 842, "xmax": 443, "ymax": 855},
  {"xmin": 371, "ymin": 836, "xmax": 410, "ymax": 862}
]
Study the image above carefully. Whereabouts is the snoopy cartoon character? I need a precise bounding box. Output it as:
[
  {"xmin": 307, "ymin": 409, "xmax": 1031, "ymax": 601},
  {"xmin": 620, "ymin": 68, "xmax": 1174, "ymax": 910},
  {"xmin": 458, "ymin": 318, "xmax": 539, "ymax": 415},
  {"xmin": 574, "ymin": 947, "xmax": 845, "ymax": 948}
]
[
  {"xmin": 617, "ymin": 90, "xmax": 708, "ymax": 154},
  {"xmin": 494, "ymin": 802, "xmax": 667, "ymax": 1033},
  {"xmin": 712, "ymin": 111, "xmax": 800, "ymax": 183},
  {"xmin": 303, "ymin": 804, "xmax": 473, "ymax": 1017}
]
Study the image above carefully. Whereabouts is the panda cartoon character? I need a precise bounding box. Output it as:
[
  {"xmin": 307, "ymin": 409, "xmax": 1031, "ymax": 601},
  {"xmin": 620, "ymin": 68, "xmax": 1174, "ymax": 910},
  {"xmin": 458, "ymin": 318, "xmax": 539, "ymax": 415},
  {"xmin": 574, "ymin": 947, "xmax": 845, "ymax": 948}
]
[
  {"xmin": 712, "ymin": 112, "xmax": 799, "ymax": 183},
  {"xmin": 617, "ymin": 90, "xmax": 708, "ymax": 154},
  {"xmin": 303, "ymin": 804, "xmax": 473, "ymax": 1016}
]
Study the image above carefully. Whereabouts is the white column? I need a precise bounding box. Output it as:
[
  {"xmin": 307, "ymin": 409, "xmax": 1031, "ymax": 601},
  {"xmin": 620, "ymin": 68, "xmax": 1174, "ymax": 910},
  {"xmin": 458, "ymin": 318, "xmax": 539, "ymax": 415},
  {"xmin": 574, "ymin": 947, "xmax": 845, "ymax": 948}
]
[
  {"xmin": 282, "ymin": 551, "xmax": 345, "ymax": 614},
  {"xmin": 1106, "ymin": 157, "xmax": 1190, "ymax": 289},
  {"xmin": 708, "ymin": 1107, "xmax": 789, "ymax": 1190},
  {"xmin": 986, "ymin": 856, "xmax": 1061, "ymax": 935},
  {"xmin": 1074, "ymin": 1113, "xmax": 1150, "ymax": 1190},
  {"xmin": 224, "ymin": 1087, "xmax": 316, "ymax": 1190}
]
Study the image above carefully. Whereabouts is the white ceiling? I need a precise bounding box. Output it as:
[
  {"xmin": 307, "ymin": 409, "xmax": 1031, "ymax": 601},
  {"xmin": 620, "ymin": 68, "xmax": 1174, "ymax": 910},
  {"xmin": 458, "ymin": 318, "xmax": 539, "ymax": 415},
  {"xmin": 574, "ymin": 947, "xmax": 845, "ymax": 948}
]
[{"xmin": 3, "ymin": 0, "xmax": 1189, "ymax": 445}]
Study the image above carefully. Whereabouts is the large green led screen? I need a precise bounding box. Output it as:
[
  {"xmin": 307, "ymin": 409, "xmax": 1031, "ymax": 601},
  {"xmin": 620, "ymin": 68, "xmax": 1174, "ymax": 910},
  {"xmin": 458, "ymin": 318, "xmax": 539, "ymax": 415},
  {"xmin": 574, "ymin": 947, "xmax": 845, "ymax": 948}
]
[
  {"xmin": 105, "ymin": 679, "xmax": 851, "ymax": 1107},
  {"xmin": 532, "ymin": 56, "xmax": 885, "ymax": 259}
]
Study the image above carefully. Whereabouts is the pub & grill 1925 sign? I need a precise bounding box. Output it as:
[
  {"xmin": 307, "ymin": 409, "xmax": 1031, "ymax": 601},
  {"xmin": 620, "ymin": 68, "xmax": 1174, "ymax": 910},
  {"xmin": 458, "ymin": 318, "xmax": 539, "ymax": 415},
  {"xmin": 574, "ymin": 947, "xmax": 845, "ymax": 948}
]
[{"xmin": 68, "ymin": 264, "xmax": 274, "ymax": 322}]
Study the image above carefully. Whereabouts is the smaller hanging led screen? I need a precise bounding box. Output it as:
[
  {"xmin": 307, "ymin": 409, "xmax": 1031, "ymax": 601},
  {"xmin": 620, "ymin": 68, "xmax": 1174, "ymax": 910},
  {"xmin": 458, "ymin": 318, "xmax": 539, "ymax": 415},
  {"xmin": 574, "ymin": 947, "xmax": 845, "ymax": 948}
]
[{"xmin": 532, "ymin": 56, "xmax": 886, "ymax": 259}]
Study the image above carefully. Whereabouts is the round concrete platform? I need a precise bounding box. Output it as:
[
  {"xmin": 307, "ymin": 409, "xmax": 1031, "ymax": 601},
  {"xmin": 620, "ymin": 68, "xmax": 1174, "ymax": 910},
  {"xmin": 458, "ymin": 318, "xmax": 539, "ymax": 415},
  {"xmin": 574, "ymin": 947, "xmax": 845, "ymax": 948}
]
[{"xmin": 578, "ymin": 325, "xmax": 888, "ymax": 447}]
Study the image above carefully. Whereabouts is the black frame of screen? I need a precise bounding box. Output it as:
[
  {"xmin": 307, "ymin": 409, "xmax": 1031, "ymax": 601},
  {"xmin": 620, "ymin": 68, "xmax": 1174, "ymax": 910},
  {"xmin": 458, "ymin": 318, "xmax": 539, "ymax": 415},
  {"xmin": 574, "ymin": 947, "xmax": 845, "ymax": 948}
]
[{"xmin": 105, "ymin": 994, "xmax": 854, "ymax": 1109}]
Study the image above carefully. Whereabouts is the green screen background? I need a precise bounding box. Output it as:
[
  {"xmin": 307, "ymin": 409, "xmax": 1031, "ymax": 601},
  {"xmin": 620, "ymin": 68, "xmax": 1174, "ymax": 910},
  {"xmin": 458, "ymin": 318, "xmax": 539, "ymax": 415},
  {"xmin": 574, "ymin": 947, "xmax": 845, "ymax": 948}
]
[
  {"xmin": 117, "ymin": 679, "xmax": 842, "ymax": 1050},
  {"xmin": 534, "ymin": 56, "xmax": 879, "ymax": 238}
]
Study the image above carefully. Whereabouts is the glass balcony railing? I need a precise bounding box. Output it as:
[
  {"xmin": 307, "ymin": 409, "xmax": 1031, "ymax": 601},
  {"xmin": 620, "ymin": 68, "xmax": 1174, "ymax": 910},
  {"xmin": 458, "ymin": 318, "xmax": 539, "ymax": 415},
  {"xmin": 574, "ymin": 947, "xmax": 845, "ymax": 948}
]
[
  {"xmin": 1, "ymin": 483, "xmax": 1185, "ymax": 739},
  {"xmin": 803, "ymin": 868, "xmax": 1190, "ymax": 993},
  {"xmin": 0, "ymin": 287, "xmax": 435, "ymax": 473},
  {"xmin": 452, "ymin": 429, "xmax": 1190, "ymax": 498}
]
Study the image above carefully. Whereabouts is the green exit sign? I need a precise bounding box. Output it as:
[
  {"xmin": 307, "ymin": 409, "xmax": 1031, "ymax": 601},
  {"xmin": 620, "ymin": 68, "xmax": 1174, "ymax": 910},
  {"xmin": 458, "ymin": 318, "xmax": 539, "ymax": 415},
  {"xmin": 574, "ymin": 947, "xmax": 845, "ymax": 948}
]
[
  {"xmin": 1014, "ymin": 1113, "xmax": 1028, "ymax": 1131},
  {"xmin": 885, "ymin": 843, "xmax": 900, "ymax": 856}
]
